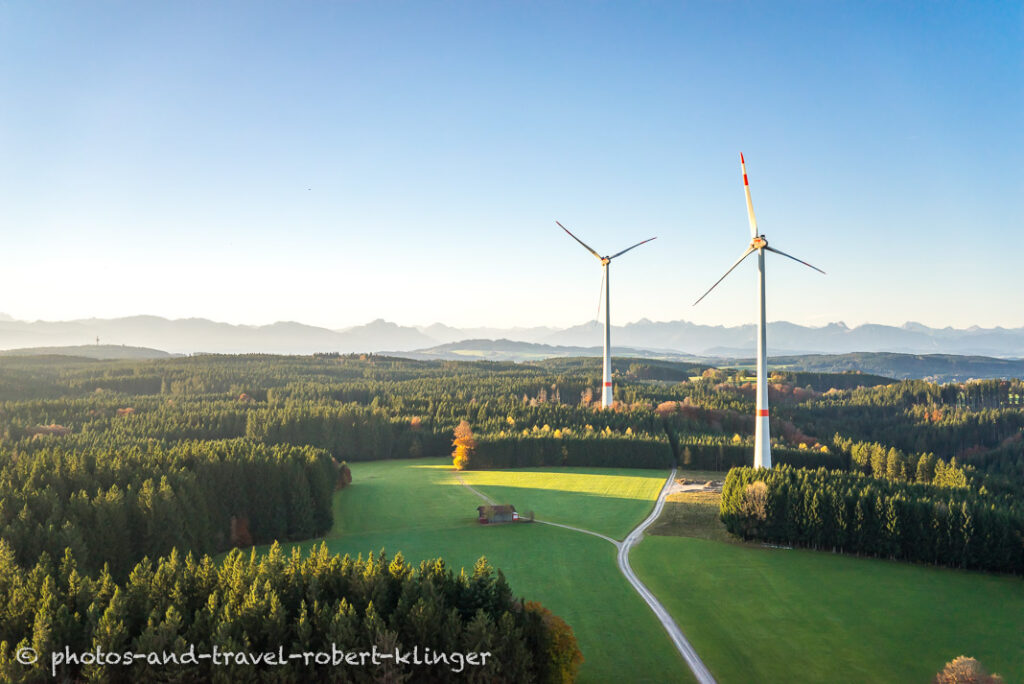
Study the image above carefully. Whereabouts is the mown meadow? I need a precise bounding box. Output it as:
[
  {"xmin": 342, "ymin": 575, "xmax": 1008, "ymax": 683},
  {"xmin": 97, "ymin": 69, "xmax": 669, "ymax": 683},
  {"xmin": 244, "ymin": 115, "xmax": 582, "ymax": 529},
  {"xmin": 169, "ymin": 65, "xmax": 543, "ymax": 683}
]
[{"xmin": 283, "ymin": 458, "xmax": 690, "ymax": 683}]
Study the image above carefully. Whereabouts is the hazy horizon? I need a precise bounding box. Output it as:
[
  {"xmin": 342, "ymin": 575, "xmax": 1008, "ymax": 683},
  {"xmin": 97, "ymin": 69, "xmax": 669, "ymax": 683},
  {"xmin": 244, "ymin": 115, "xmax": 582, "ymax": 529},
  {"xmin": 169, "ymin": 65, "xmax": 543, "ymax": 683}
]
[{"xmin": 2, "ymin": 311, "xmax": 1023, "ymax": 333}]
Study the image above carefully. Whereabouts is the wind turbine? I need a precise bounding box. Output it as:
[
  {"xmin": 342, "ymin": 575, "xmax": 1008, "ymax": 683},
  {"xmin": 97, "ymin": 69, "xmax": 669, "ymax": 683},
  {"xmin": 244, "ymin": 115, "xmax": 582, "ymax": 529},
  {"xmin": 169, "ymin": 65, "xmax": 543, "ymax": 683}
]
[
  {"xmin": 556, "ymin": 221, "xmax": 656, "ymax": 409},
  {"xmin": 693, "ymin": 154, "xmax": 825, "ymax": 468}
]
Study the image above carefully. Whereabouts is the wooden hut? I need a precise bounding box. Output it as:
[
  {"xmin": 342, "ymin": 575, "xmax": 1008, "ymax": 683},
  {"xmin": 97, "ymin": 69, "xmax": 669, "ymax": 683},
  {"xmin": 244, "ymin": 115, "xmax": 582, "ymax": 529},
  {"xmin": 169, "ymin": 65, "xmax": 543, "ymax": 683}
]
[{"xmin": 477, "ymin": 504, "xmax": 517, "ymax": 524}]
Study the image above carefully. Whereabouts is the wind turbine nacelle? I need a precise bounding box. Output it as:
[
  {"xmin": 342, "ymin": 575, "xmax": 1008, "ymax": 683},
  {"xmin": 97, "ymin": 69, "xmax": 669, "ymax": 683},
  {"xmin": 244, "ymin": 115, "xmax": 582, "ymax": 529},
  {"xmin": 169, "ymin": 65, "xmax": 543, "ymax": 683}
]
[{"xmin": 751, "ymin": 236, "xmax": 768, "ymax": 249}]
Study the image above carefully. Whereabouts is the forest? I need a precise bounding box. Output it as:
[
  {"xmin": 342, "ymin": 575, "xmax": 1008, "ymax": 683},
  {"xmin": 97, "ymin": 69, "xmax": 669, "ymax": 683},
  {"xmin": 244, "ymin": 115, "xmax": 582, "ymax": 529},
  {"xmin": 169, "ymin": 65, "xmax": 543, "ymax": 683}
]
[
  {"xmin": 0, "ymin": 543, "xmax": 578, "ymax": 683},
  {"xmin": 720, "ymin": 465, "xmax": 1023, "ymax": 574},
  {"xmin": 0, "ymin": 353, "xmax": 1021, "ymax": 679}
]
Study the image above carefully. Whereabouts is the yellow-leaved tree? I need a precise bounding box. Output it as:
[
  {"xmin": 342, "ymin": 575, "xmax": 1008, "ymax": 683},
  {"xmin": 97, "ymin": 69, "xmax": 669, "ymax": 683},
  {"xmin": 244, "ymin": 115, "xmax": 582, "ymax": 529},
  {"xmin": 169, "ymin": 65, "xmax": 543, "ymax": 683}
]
[{"xmin": 452, "ymin": 420, "xmax": 476, "ymax": 471}]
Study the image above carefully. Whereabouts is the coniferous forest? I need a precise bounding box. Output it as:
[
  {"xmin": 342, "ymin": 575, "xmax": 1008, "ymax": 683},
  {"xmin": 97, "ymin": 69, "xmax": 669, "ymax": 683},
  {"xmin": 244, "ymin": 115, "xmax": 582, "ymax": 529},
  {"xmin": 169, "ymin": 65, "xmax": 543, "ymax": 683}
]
[{"xmin": 0, "ymin": 353, "xmax": 1021, "ymax": 680}]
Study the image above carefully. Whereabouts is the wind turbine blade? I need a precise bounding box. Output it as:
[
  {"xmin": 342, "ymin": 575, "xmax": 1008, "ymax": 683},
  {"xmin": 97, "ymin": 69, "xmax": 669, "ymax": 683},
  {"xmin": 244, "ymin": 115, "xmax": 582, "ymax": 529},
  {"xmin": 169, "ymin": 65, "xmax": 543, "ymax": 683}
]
[
  {"xmin": 608, "ymin": 236, "xmax": 657, "ymax": 260},
  {"xmin": 556, "ymin": 221, "xmax": 602, "ymax": 260},
  {"xmin": 740, "ymin": 152, "xmax": 758, "ymax": 239},
  {"xmin": 692, "ymin": 245, "xmax": 757, "ymax": 306},
  {"xmin": 595, "ymin": 266, "xmax": 606, "ymax": 321},
  {"xmin": 764, "ymin": 245, "xmax": 826, "ymax": 275}
]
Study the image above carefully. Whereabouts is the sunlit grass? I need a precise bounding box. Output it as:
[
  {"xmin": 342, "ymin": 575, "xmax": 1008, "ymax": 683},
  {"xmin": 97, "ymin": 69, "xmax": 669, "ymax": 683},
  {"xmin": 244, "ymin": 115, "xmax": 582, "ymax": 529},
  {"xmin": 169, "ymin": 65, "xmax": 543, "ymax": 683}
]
[
  {"xmin": 449, "ymin": 466, "xmax": 668, "ymax": 539},
  {"xmin": 281, "ymin": 458, "xmax": 689, "ymax": 683}
]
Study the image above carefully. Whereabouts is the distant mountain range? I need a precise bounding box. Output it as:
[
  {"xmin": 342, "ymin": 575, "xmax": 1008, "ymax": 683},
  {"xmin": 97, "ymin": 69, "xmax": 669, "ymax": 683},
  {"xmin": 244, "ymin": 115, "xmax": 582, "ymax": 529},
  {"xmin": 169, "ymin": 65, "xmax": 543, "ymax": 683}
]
[
  {"xmin": 0, "ymin": 314, "xmax": 1021, "ymax": 359},
  {"xmin": 0, "ymin": 316, "xmax": 434, "ymax": 356},
  {"xmin": 534, "ymin": 319, "xmax": 1024, "ymax": 358}
]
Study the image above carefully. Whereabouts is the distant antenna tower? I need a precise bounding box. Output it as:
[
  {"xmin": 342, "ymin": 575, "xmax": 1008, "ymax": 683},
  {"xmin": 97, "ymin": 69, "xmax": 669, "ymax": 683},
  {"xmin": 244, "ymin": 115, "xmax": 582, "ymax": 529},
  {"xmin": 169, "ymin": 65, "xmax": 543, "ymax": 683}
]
[{"xmin": 96, "ymin": 336, "xmax": 100, "ymax": 346}]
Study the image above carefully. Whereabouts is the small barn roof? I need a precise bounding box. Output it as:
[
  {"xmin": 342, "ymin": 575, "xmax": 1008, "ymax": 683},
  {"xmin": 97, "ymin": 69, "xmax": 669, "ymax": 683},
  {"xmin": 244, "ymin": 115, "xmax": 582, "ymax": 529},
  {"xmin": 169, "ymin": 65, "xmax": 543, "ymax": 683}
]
[{"xmin": 477, "ymin": 504, "xmax": 516, "ymax": 515}]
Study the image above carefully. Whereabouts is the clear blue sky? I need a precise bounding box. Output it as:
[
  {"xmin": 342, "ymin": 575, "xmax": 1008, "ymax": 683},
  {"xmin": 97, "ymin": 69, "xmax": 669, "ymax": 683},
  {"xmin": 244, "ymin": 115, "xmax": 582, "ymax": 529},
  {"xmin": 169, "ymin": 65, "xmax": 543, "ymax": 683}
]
[{"xmin": 1, "ymin": 1, "xmax": 1020, "ymax": 330}]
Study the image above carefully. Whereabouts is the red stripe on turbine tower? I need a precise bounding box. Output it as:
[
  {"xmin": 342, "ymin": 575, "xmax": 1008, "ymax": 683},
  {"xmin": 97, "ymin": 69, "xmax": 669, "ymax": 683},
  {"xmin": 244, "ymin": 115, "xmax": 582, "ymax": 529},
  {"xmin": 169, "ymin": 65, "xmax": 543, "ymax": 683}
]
[
  {"xmin": 603, "ymin": 382, "xmax": 612, "ymax": 387},
  {"xmin": 757, "ymin": 409, "xmax": 769, "ymax": 416}
]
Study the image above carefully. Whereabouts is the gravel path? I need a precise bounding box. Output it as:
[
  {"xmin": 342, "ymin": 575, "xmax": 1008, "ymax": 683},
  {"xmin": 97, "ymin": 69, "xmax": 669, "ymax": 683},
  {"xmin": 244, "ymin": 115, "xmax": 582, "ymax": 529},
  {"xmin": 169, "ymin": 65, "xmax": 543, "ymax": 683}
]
[
  {"xmin": 453, "ymin": 474, "xmax": 497, "ymax": 505},
  {"xmin": 618, "ymin": 467, "xmax": 716, "ymax": 683},
  {"xmin": 534, "ymin": 518, "xmax": 620, "ymax": 546},
  {"xmin": 455, "ymin": 468, "xmax": 716, "ymax": 683}
]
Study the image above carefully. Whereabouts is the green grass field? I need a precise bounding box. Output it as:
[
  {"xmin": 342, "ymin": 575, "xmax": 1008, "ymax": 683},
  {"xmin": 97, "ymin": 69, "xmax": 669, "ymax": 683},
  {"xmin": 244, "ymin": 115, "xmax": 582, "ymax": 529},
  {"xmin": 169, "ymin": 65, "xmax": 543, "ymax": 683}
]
[
  {"xmin": 634, "ymin": 492, "xmax": 1024, "ymax": 683},
  {"xmin": 274, "ymin": 459, "xmax": 1023, "ymax": 683},
  {"xmin": 287, "ymin": 458, "xmax": 689, "ymax": 683},
  {"xmin": 451, "ymin": 465, "xmax": 667, "ymax": 539}
]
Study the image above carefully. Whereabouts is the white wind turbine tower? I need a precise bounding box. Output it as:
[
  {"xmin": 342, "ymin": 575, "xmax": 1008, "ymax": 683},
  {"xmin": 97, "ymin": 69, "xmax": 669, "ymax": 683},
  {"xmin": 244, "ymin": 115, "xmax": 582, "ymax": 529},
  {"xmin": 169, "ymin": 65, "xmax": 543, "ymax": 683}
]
[
  {"xmin": 556, "ymin": 221, "xmax": 656, "ymax": 409},
  {"xmin": 693, "ymin": 154, "xmax": 825, "ymax": 468}
]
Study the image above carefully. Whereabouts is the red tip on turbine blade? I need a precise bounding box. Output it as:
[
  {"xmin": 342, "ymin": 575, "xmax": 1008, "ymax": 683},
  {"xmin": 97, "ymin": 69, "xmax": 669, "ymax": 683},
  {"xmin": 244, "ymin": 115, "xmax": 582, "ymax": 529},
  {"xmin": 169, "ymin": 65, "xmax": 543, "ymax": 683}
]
[
  {"xmin": 743, "ymin": 173, "xmax": 749, "ymax": 186},
  {"xmin": 740, "ymin": 152, "xmax": 745, "ymax": 163}
]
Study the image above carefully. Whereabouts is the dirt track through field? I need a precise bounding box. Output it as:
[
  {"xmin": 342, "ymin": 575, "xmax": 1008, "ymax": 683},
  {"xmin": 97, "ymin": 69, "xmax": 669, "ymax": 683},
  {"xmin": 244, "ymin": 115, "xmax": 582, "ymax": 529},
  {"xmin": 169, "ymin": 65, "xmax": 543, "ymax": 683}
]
[
  {"xmin": 455, "ymin": 467, "xmax": 716, "ymax": 683},
  {"xmin": 534, "ymin": 518, "xmax": 620, "ymax": 546},
  {"xmin": 618, "ymin": 468, "xmax": 716, "ymax": 683},
  {"xmin": 453, "ymin": 474, "xmax": 497, "ymax": 505}
]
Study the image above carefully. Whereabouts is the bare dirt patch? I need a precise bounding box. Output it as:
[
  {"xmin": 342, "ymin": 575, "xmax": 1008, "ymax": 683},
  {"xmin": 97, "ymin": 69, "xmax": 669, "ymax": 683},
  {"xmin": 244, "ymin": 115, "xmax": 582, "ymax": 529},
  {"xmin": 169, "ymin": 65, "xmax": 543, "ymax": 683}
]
[
  {"xmin": 668, "ymin": 472, "xmax": 725, "ymax": 496},
  {"xmin": 647, "ymin": 490, "xmax": 737, "ymax": 543}
]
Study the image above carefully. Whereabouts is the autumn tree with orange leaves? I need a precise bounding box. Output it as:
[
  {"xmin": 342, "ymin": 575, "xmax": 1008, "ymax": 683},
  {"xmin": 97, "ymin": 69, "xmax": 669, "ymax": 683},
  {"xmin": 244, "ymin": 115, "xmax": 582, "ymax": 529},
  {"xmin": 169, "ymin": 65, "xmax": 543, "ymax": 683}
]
[{"xmin": 452, "ymin": 420, "xmax": 477, "ymax": 471}]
